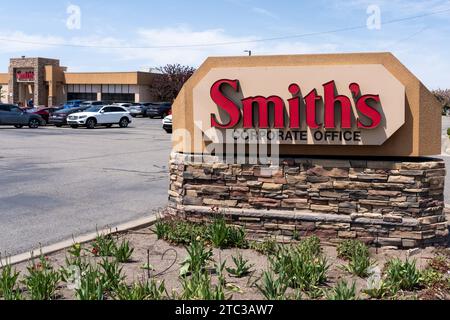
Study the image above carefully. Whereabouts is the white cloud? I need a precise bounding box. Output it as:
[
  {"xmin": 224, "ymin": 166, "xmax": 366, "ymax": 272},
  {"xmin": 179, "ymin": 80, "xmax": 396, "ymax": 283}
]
[
  {"xmin": 0, "ymin": 31, "xmax": 64, "ymax": 53},
  {"xmin": 251, "ymin": 7, "xmax": 279, "ymax": 19}
]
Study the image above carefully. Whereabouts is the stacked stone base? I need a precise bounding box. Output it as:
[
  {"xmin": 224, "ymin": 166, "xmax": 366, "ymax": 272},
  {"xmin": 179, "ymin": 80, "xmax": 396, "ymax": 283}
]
[{"xmin": 168, "ymin": 153, "xmax": 449, "ymax": 248}]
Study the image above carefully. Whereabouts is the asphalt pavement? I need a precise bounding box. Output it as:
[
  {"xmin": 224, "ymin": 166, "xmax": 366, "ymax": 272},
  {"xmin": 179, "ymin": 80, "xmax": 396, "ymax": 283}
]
[{"xmin": 0, "ymin": 118, "xmax": 171, "ymax": 256}]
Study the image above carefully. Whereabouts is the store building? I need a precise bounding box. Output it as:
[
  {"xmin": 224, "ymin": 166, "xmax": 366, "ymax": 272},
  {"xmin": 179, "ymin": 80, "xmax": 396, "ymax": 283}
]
[{"xmin": 0, "ymin": 57, "xmax": 160, "ymax": 106}]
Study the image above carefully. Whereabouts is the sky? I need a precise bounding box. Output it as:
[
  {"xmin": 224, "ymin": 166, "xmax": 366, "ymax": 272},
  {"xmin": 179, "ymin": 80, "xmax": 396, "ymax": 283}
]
[{"xmin": 0, "ymin": 0, "xmax": 449, "ymax": 89}]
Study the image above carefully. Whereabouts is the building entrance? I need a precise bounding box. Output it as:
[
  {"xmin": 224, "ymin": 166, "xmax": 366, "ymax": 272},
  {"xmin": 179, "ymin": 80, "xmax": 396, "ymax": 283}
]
[{"xmin": 17, "ymin": 82, "xmax": 34, "ymax": 107}]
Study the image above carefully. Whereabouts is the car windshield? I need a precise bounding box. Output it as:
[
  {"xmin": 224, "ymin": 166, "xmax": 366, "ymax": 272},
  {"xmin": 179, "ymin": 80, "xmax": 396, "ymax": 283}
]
[{"xmin": 86, "ymin": 106, "xmax": 102, "ymax": 112}]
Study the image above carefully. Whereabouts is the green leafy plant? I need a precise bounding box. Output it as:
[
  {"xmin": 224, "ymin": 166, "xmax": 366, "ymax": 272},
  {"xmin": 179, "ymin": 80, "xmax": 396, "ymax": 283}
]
[
  {"xmin": 23, "ymin": 255, "xmax": 61, "ymax": 300},
  {"xmin": 249, "ymin": 239, "xmax": 278, "ymax": 255},
  {"xmin": 256, "ymin": 271, "xmax": 288, "ymax": 300},
  {"xmin": 447, "ymin": 127, "xmax": 450, "ymax": 137},
  {"xmin": 384, "ymin": 258, "xmax": 422, "ymax": 292},
  {"xmin": 269, "ymin": 237, "xmax": 329, "ymax": 291},
  {"xmin": 226, "ymin": 253, "xmax": 254, "ymax": 278},
  {"xmin": 61, "ymin": 243, "xmax": 89, "ymax": 282},
  {"xmin": 154, "ymin": 219, "xmax": 206, "ymax": 245},
  {"xmin": 99, "ymin": 258, "xmax": 125, "ymax": 292},
  {"xmin": 208, "ymin": 216, "xmax": 229, "ymax": 248},
  {"xmin": 92, "ymin": 232, "xmax": 117, "ymax": 257},
  {"xmin": 327, "ymin": 280, "xmax": 358, "ymax": 300},
  {"xmin": 180, "ymin": 240, "xmax": 213, "ymax": 277},
  {"xmin": 114, "ymin": 239, "xmax": 134, "ymax": 263},
  {"xmin": 363, "ymin": 273, "xmax": 392, "ymax": 299},
  {"xmin": 115, "ymin": 279, "xmax": 166, "ymax": 300},
  {"xmin": 0, "ymin": 262, "xmax": 22, "ymax": 300},
  {"xmin": 227, "ymin": 226, "xmax": 248, "ymax": 249},
  {"xmin": 421, "ymin": 268, "xmax": 445, "ymax": 288},
  {"xmin": 338, "ymin": 240, "xmax": 374, "ymax": 278},
  {"xmin": 75, "ymin": 266, "xmax": 104, "ymax": 300}
]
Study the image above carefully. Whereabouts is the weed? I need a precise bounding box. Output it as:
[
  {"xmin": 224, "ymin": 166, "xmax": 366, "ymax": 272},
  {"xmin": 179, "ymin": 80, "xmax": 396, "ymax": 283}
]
[
  {"xmin": 154, "ymin": 220, "xmax": 206, "ymax": 245},
  {"xmin": 208, "ymin": 216, "xmax": 229, "ymax": 248},
  {"xmin": 363, "ymin": 270, "xmax": 392, "ymax": 299},
  {"xmin": 421, "ymin": 268, "xmax": 445, "ymax": 288},
  {"xmin": 384, "ymin": 258, "xmax": 422, "ymax": 292},
  {"xmin": 327, "ymin": 280, "xmax": 358, "ymax": 300},
  {"xmin": 0, "ymin": 262, "xmax": 22, "ymax": 300},
  {"xmin": 256, "ymin": 271, "xmax": 288, "ymax": 300},
  {"xmin": 114, "ymin": 239, "xmax": 134, "ymax": 263},
  {"xmin": 99, "ymin": 258, "xmax": 125, "ymax": 292},
  {"xmin": 23, "ymin": 255, "xmax": 60, "ymax": 300},
  {"xmin": 180, "ymin": 240, "xmax": 213, "ymax": 277},
  {"xmin": 249, "ymin": 239, "xmax": 278, "ymax": 255},
  {"xmin": 269, "ymin": 237, "xmax": 329, "ymax": 291},
  {"xmin": 226, "ymin": 253, "xmax": 253, "ymax": 278},
  {"xmin": 75, "ymin": 266, "xmax": 104, "ymax": 300},
  {"xmin": 92, "ymin": 232, "xmax": 116, "ymax": 257},
  {"xmin": 227, "ymin": 226, "xmax": 248, "ymax": 249},
  {"xmin": 115, "ymin": 279, "xmax": 166, "ymax": 300},
  {"xmin": 338, "ymin": 240, "xmax": 374, "ymax": 278}
]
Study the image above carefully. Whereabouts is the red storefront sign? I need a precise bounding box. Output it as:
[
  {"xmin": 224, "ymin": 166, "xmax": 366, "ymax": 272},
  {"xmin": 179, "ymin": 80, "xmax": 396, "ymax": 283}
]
[
  {"xmin": 210, "ymin": 79, "xmax": 382, "ymax": 130},
  {"xmin": 16, "ymin": 70, "xmax": 35, "ymax": 82}
]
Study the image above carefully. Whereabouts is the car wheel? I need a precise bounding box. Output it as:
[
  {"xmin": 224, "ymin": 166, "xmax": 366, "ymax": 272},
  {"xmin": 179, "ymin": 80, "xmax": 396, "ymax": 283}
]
[
  {"xmin": 119, "ymin": 117, "xmax": 129, "ymax": 128},
  {"xmin": 71, "ymin": 125, "xmax": 79, "ymax": 129},
  {"xmin": 28, "ymin": 119, "xmax": 40, "ymax": 129},
  {"xmin": 149, "ymin": 115, "xmax": 155, "ymax": 119},
  {"xmin": 86, "ymin": 118, "xmax": 96, "ymax": 129},
  {"xmin": 14, "ymin": 125, "xmax": 23, "ymax": 129}
]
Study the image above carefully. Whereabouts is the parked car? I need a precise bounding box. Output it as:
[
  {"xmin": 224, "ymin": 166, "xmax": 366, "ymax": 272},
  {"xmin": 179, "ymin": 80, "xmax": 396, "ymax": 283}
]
[
  {"xmin": 63, "ymin": 100, "xmax": 84, "ymax": 109},
  {"xmin": 33, "ymin": 107, "xmax": 62, "ymax": 124},
  {"xmin": 129, "ymin": 103, "xmax": 153, "ymax": 117},
  {"xmin": 113, "ymin": 102, "xmax": 141, "ymax": 111},
  {"xmin": 49, "ymin": 106, "xmax": 90, "ymax": 127},
  {"xmin": 147, "ymin": 102, "xmax": 172, "ymax": 119},
  {"xmin": 162, "ymin": 114, "xmax": 172, "ymax": 133},
  {"xmin": 67, "ymin": 105, "xmax": 132, "ymax": 129},
  {"xmin": 0, "ymin": 104, "xmax": 44, "ymax": 128},
  {"xmin": 80, "ymin": 101, "xmax": 105, "ymax": 108}
]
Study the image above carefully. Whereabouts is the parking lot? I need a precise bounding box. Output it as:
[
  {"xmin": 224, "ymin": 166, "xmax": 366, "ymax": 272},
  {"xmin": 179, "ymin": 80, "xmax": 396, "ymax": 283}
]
[{"xmin": 0, "ymin": 118, "xmax": 171, "ymax": 255}]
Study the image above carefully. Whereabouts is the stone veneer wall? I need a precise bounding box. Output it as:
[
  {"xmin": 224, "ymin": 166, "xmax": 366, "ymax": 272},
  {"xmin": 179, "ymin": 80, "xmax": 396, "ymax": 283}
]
[{"xmin": 168, "ymin": 153, "xmax": 448, "ymax": 248}]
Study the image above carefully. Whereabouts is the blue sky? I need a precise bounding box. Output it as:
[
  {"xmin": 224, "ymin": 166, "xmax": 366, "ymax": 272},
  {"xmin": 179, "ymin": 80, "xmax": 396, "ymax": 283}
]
[{"xmin": 0, "ymin": 0, "xmax": 449, "ymax": 88}]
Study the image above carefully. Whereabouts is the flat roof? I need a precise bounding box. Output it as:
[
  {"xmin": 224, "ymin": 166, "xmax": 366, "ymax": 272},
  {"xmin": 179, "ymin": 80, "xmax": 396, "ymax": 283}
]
[
  {"xmin": 0, "ymin": 71, "xmax": 159, "ymax": 85},
  {"xmin": 0, "ymin": 73, "xmax": 8, "ymax": 84}
]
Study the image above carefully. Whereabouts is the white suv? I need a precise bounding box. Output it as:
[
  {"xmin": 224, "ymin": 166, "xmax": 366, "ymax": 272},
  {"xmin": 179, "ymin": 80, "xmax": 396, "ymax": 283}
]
[{"xmin": 67, "ymin": 105, "xmax": 132, "ymax": 129}]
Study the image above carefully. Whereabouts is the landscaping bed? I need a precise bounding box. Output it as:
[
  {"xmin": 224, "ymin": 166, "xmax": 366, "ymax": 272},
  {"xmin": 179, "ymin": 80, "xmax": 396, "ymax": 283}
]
[{"xmin": 1, "ymin": 216, "xmax": 449, "ymax": 300}]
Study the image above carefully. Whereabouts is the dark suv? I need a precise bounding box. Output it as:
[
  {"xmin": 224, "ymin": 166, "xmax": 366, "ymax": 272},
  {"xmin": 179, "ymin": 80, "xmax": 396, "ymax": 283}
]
[
  {"xmin": 0, "ymin": 104, "xmax": 44, "ymax": 128},
  {"xmin": 49, "ymin": 106, "xmax": 90, "ymax": 127},
  {"xmin": 147, "ymin": 102, "xmax": 172, "ymax": 119}
]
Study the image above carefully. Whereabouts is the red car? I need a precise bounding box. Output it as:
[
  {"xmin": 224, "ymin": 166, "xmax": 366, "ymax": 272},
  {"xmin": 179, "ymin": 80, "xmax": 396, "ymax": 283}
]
[{"xmin": 32, "ymin": 107, "xmax": 61, "ymax": 124}]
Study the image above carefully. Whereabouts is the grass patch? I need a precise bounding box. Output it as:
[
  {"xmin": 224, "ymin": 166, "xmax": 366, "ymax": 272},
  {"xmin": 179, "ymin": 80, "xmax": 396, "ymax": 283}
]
[
  {"xmin": 154, "ymin": 217, "xmax": 248, "ymax": 249},
  {"xmin": 337, "ymin": 240, "xmax": 374, "ymax": 278},
  {"xmin": 268, "ymin": 236, "xmax": 329, "ymax": 292},
  {"xmin": 384, "ymin": 258, "xmax": 422, "ymax": 292}
]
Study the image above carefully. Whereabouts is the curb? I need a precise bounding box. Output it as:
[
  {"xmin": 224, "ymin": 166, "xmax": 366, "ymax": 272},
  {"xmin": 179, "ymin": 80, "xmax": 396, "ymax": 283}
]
[{"xmin": 1, "ymin": 215, "xmax": 158, "ymax": 266}]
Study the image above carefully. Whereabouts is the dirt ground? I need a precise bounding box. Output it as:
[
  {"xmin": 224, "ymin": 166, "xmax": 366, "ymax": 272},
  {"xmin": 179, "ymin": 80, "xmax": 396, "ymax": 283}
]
[{"xmin": 9, "ymin": 224, "xmax": 450, "ymax": 300}]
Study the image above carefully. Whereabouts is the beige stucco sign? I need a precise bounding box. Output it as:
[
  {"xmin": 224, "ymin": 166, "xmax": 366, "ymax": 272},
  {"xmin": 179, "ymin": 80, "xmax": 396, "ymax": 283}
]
[
  {"xmin": 193, "ymin": 65, "xmax": 406, "ymax": 146},
  {"xmin": 173, "ymin": 53, "xmax": 442, "ymax": 156}
]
